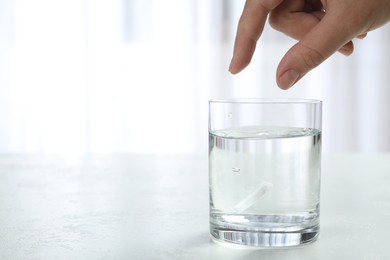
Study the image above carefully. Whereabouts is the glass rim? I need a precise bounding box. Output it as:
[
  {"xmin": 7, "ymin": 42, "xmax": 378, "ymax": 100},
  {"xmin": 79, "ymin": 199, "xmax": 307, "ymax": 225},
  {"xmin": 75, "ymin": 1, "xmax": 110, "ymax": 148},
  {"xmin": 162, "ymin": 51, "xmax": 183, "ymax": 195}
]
[{"xmin": 209, "ymin": 98, "xmax": 322, "ymax": 105}]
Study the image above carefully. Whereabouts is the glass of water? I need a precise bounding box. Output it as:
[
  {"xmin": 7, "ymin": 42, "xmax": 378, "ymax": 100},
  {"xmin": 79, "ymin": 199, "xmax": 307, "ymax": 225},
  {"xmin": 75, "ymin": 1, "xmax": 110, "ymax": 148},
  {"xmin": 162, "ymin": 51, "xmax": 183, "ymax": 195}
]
[{"xmin": 209, "ymin": 99, "xmax": 322, "ymax": 247}]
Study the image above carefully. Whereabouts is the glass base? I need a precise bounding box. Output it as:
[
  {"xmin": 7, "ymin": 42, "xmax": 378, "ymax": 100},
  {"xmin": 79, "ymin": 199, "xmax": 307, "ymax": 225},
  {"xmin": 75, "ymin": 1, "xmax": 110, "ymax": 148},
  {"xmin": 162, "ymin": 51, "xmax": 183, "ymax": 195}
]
[
  {"xmin": 210, "ymin": 212, "xmax": 320, "ymax": 247},
  {"xmin": 210, "ymin": 226, "xmax": 319, "ymax": 247}
]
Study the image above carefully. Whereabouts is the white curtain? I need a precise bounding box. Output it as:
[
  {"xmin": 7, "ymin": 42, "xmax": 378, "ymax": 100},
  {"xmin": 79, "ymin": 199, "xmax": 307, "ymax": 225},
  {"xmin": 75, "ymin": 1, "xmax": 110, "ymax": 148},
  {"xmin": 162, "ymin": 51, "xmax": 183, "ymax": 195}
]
[{"xmin": 0, "ymin": 0, "xmax": 389, "ymax": 154}]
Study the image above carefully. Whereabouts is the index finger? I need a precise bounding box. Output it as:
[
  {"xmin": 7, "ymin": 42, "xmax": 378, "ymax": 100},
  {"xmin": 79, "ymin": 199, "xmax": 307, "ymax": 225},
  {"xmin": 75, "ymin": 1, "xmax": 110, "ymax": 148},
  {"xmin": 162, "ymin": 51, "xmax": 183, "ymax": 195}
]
[{"xmin": 229, "ymin": 0, "xmax": 284, "ymax": 74}]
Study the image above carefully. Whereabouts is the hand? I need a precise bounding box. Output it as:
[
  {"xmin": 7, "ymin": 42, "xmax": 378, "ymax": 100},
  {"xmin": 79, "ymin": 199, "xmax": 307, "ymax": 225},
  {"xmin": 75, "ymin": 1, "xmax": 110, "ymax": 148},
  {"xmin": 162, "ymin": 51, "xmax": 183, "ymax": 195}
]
[{"xmin": 229, "ymin": 0, "xmax": 390, "ymax": 89}]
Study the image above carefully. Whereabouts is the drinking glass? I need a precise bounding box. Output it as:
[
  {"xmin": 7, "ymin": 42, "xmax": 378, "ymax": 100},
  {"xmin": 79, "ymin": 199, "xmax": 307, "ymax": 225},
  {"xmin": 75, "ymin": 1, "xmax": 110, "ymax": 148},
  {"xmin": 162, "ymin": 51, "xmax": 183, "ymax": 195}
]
[{"xmin": 209, "ymin": 99, "xmax": 322, "ymax": 247}]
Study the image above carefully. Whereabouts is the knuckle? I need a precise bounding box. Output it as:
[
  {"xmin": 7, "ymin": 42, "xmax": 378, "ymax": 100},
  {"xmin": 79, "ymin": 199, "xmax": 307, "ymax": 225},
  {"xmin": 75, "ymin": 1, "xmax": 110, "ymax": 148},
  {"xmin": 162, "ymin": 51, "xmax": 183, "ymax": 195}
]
[
  {"xmin": 268, "ymin": 12, "xmax": 280, "ymax": 30},
  {"xmin": 295, "ymin": 45, "xmax": 325, "ymax": 70},
  {"xmin": 268, "ymin": 11, "xmax": 288, "ymax": 31}
]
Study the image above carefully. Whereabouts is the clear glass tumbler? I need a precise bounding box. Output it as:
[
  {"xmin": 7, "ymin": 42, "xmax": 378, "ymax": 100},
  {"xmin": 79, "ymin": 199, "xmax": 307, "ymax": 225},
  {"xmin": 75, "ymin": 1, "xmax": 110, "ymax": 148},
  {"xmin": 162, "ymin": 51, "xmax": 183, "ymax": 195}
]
[{"xmin": 209, "ymin": 99, "xmax": 322, "ymax": 247}]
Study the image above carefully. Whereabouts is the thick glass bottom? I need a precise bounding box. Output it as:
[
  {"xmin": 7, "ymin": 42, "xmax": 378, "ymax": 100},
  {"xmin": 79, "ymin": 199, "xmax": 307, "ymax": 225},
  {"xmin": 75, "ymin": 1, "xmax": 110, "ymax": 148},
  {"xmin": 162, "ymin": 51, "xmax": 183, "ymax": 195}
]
[{"xmin": 210, "ymin": 213, "xmax": 319, "ymax": 247}]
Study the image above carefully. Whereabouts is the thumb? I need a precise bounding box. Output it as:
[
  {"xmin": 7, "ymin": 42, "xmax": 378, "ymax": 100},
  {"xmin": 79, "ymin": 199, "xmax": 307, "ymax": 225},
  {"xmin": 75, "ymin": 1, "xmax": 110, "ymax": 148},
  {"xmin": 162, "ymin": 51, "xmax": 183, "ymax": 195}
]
[{"xmin": 276, "ymin": 16, "xmax": 354, "ymax": 89}]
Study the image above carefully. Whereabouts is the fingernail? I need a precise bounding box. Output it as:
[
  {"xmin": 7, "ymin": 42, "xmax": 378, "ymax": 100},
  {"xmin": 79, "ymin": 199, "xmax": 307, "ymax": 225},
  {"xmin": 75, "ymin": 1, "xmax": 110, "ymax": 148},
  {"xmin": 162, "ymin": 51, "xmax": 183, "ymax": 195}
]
[
  {"xmin": 279, "ymin": 70, "xmax": 299, "ymax": 89},
  {"xmin": 228, "ymin": 61, "xmax": 234, "ymax": 74},
  {"xmin": 339, "ymin": 47, "xmax": 352, "ymax": 56}
]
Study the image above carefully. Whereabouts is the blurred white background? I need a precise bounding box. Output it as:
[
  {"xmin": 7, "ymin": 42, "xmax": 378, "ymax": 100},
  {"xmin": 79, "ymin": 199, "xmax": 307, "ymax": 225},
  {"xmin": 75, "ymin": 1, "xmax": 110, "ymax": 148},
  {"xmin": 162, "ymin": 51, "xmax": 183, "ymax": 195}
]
[{"xmin": 0, "ymin": 0, "xmax": 389, "ymax": 154}]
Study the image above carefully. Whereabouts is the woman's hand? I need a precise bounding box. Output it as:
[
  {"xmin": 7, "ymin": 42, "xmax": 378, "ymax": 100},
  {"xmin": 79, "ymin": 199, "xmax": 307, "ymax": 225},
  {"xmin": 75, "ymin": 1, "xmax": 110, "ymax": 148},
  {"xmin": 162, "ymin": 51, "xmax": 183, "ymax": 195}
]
[{"xmin": 229, "ymin": 0, "xmax": 390, "ymax": 89}]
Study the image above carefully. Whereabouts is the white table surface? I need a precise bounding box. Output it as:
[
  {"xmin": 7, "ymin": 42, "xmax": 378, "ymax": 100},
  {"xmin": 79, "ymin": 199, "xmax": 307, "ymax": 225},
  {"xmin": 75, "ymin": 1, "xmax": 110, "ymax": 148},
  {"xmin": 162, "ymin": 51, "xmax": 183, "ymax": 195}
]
[{"xmin": 0, "ymin": 154, "xmax": 389, "ymax": 260}]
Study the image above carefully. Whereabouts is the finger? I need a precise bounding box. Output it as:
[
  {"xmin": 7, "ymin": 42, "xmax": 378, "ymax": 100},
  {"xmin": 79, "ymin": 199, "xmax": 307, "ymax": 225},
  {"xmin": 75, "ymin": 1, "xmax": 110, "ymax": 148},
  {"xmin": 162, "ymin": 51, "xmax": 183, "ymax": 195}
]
[
  {"xmin": 229, "ymin": 0, "xmax": 283, "ymax": 74},
  {"xmin": 339, "ymin": 33, "xmax": 369, "ymax": 55},
  {"xmin": 269, "ymin": 0, "xmax": 324, "ymax": 40},
  {"xmin": 276, "ymin": 15, "xmax": 355, "ymax": 89},
  {"xmin": 338, "ymin": 40, "xmax": 354, "ymax": 56},
  {"xmin": 269, "ymin": 1, "xmax": 354, "ymax": 56},
  {"xmin": 305, "ymin": 0, "xmax": 324, "ymax": 12},
  {"xmin": 357, "ymin": 33, "xmax": 368, "ymax": 39}
]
